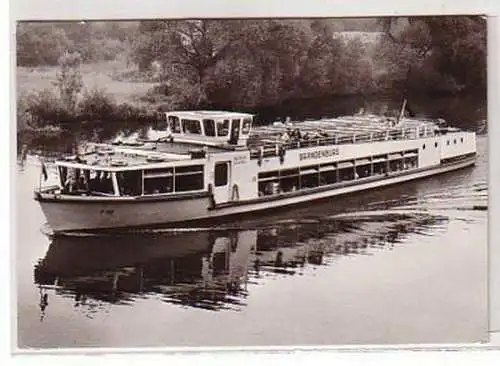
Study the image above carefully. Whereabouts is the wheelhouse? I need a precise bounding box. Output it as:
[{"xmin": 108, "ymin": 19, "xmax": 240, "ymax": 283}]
[{"xmin": 157, "ymin": 111, "xmax": 254, "ymax": 146}]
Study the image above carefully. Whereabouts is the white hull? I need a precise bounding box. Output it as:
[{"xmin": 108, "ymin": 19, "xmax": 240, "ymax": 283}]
[{"xmin": 38, "ymin": 158, "xmax": 475, "ymax": 233}]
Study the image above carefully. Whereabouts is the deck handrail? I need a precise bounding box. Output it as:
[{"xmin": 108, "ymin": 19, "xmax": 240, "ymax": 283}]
[{"xmin": 249, "ymin": 126, "xmax": 435, "ymax": 159}]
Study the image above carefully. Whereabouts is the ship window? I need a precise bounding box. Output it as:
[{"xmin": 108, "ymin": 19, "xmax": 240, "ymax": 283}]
[
  {"xmin": 214, "ymin": 162, "xmax": 228, "ymax": 187},
  {"xmin": 461, "ymin": 137, "xmax": 464, "ymax": 143},
  {"xmin": 338, "ymin": 165, "xmax": 355, "ymax": 181},
  {"xmin": 175, "ymin": 165, "xmax": 204, "ymax": 174},
  {"xmin": 447, "ymin": 140, "xmax": 450, "ymax": 145},
  {"xmin": 373, "ymin": 160, "xmax": 387, "ymax": 175},
  {"xmin": 355, "ymin": 165, "xmax": 371, "ymax": 179},
  {"xmin": 242, "ymin": 118, "xmax": 252, "ymax": 135},
  {"xmin": 320, "ymin": 168, "xmax": 337, "ymax": 185},
  {"xmin": 85, "ymin": 170, "xmax": 114, "ymax": 195},
  {"xmin": 258, "ymin": 170, "xmax": 279, "ymax": 195},
  {"xmin": 182, "ymin": 119, "xmax": 202, "ymax": 134},
  {"xmin": 116, "ymin": 170, "xmax": 142, "ymax": 196},
  {"xmin": 435, "ymin": 142, "xmax": 438, "ymax": 148},
  {"xmin": 143, "ymin": 176, "xmax": 173, "ymax": 194},
  {"xmin": 58, "ymin": 166, "xmax": 68, "ymax": 187},
  {"xmin": 389, "ymin": 158, "xmax": 403, "ymax": 172},
  {"xmin": 169, "ymin": 116, "xmax": 181, "ymax": 133},
  {"xmin": 300, "ymin": 172, "xmax": 319, "ymax": 188},
  {"xmin": 174, "ymin": 165, "xmax": 204, "ymax": 192},
  {"xmin": 404, "ymin": 156, "xmax": 418, "ymax": 169},
  {"xmin": 422, "ymin": 144, "xmax": 426, "ymax": 150},
  {"xmin": 203, "ymin": 119, "xmax": 216, "ymax": 137},
  {"xmin": 143, "ymin": 168, "xmax": 173, "ymax": 178},
  {"xmin": 280, "ymin": 168, "xmax": 300, "ymax": 193},
  {"xmin": 217, "ymin": 120, "xmax": 230, "ymax": 137}
]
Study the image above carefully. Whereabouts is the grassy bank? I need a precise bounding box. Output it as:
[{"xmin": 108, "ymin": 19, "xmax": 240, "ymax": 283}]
[{"xmin": 17, "ymin": 59, "xmax": 157, "ymax": 106}]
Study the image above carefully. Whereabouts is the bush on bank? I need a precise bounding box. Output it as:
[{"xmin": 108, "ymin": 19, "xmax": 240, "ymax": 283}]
[{"xmin": 17, "ymin": 87, "xmax": 159, "ymax": 131}]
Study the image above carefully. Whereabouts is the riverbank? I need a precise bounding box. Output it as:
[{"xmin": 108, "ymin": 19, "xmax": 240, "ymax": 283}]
[
  {"xmin": 17, "ymin": 59, "xmax": 155, "ymax": 105},
  {"xmin": 15, "ymin": 59, "xmax": 487, "ymax": 147}
]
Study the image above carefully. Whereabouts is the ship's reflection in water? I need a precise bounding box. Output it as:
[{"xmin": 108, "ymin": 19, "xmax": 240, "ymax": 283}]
[{"xmin": 34, "ymin": 212, "xmax": 448, "ymax": 316}]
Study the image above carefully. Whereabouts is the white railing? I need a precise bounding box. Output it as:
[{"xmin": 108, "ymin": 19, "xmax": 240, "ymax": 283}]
[{"xmin": 249, "ymin": 126, "xmax": 435, "ymax": 159}]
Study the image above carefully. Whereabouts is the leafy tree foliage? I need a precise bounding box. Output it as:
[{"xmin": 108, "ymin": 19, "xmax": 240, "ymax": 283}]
[
  {"xmin": 17, "ymin": 17, "xmax": 486, "ymax": 122},
  {"xmin": 55, "ymin": 52, "xmax": 84, "ymax": 112},
  {"xmin": 131, "ymin": 17, "xmax": 485, "ymax": 110},
  {"xmin": 16, "ymin": 21, "xmax": 137, "ymax": 66},
  {"xmin": 375, "ymin": 16, "xmax": 486, "ymax": 95},
  {"xmin": 16, "ymin": 24, "xmax": 71, "ymax": 66}
]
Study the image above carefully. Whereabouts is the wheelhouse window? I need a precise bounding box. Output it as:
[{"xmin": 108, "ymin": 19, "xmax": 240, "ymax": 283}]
[
  {"xmin": 203, "ymin": 119, "xmax": 216, "ymax": 137},
  {"xmin": 217, "ymin": 120, "xmax": 230, "ymax": 137},
  {"xmin": 174, "ymin": 165, "xmax": 204, "ymax": 192},
  {"xmin": 242, "ymin": 118, "xmax": 252, "ymax": 135},
  {"xmin": 155, "ymin": 112, "xmax": 168, "ymax": 130},
  {"xmin": 182, "ymin": 119, "xmax": 202, "ymax": 134},
  {"xmin": 214, "ymin": 162, "xmax": 229, "ymax": 187},
  {"xmin": 169, "ymin": 116, "xmax": 181, "ymax": 133}
]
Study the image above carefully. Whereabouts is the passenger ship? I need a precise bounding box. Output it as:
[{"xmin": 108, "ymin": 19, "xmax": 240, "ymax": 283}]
[{"xmin": 34, "ymin": 109, "xmax": 477, "ymax": 233}]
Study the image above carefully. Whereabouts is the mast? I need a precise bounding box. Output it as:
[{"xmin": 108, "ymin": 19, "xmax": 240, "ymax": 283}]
[{"xmin": 397, "ymin": 98, "xmax": 407, "ymax": 124}]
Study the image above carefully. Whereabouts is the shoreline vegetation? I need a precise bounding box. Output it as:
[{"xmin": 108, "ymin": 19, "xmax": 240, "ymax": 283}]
[{"xmin": 16, "ymin": 17, "xmax": 487, "ymax": 148}]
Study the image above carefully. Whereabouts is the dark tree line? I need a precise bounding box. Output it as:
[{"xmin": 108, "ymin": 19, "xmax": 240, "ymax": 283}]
[
  {"xmin": 16, "ymin": 21, "xmax": 136, "ymax": 66},
  {"xmin": 130, "ymin": 17, "xmax": 486, "ymax": 110},
  {"xmin": 17, "ymin": 17, "xmax": 486, "ymax": 119}
]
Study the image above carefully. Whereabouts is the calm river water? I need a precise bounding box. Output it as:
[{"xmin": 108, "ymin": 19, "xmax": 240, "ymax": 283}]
[{"xmin": 15, "ymin": 134, "xmax": 488, "ymax": 349}]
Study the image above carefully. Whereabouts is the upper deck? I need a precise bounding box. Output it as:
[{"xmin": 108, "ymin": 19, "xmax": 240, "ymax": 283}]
[
  {"xmin": 247, "ymin": 115, "xmax": 444, "ymax": 158},
  {"xmin": 55, "ymin": 111, "xmax": 451, "ymax": 170}
]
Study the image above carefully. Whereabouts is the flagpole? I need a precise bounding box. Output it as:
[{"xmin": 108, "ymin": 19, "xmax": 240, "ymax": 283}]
[
  {"xmin": 38, "ymin": 157, "xmax": 43, "ymax": 190},
  {"xmin": 39, "ymin": 157, "xmax": 48, "ymax": 190}
]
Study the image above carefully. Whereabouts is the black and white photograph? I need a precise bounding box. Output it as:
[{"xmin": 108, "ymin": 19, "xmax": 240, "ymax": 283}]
[{"xmin": 13, "ymin": 11, "xmax": 489, "ymax": 351}]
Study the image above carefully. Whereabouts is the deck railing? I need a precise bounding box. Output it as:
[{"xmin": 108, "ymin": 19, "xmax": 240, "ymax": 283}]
[{"xmin": 249, "ymin": 126, "xmax": 435, "ymax": 160}]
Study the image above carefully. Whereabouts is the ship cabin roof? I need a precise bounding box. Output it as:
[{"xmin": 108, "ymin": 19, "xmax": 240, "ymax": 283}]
[
  {"xmin": 54, "ymin": 141, "xmax": 228, "ymax": 171},
  {"xmin": 161, "ymin": 110, "xmax": 254, "ymax": 120}
]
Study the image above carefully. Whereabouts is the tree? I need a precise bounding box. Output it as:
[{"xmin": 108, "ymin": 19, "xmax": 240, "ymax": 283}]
[
  {"xmin": 55, "ymin": 52, "xmax": 84, "ymax": 112},
  {"xmin": 16, "ymin": 23, "xmax": 71, "ymax": 66},
  {"xmin": 375, "ymin": 16, "xmax": 486, "ymax": 95}
]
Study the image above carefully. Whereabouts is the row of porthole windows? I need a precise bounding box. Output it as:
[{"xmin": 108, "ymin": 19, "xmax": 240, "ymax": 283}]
[{"xmin": 422, "ymin": 137, "xmax": 465, "ymax": 150}]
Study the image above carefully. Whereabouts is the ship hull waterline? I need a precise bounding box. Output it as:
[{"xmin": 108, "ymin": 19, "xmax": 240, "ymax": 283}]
[{"xmin": 36, "ymin": 157, "xmax": 475, "ymax": 234}]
